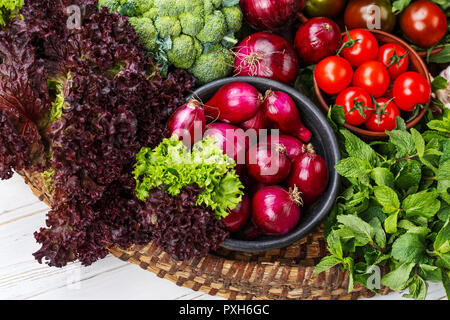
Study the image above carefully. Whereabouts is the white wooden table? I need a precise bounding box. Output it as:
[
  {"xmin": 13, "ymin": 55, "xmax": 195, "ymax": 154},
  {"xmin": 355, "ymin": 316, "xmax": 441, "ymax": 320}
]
[{"xmin": 0, "ymin": 173, "xmax": 446, "ymax": 300}]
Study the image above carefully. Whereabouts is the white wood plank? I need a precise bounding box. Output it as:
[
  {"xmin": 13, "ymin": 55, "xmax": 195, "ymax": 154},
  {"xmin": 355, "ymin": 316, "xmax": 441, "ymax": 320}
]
[{"xmin": 0, "ymin": 173, "xmax": 446, "ymax": 300}]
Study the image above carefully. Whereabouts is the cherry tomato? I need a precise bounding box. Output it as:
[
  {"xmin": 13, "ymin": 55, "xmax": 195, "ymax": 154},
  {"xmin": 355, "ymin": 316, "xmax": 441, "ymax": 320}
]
[
  {"xmin": 314, "ymin": 56, "xmax": 353, "ymax": 95},
  {"xmin": 304, "ymin": 0, "xmax": 346, "ymax": 18},
  {"xmin": 340, "ymin": 29, "xmax": 379, "ymax": 67},
  {"xmin": 399, "ymin": 0, "xmax": 447, "ymax": 48},
  {"xmin": 336, "ymin": 86, "xmax": 373, "ymax": 125},
  {"xmin": 392, "ymin": 71, "xmax": 431, "ymax": 111},
  {"xmin": 344, "ymin": 0, "xmax": 397, "ymax": 33},
  {"xmin": 353, "ymin": 61, "xmax": 390, "ymax": 98},
  {"xmin": 377, "ymin": 43, "xmax": 409, "ymax": 80},
  {"xmin": 365, "ymin": 98, "xmax": 401, "ymax": 132}
]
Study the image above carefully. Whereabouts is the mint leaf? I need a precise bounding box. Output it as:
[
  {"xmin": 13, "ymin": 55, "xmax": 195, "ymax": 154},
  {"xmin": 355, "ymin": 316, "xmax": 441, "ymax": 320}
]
[
  {"xmin": 387, "ymin": 130, "xmax": 416, "ymax": 157},
  {"xmin": 403, "ymin": 190, "xmax": 441, "ymax": 219},
  {"xmin": 392, "ymin": 0, "xmax": 412, "ymax": 14},
  {"xmin": 314, "ymin": 255, "xmax": 343, "ymax": 275},
  {"xmin": 436, "ymin": 253, "xmax": 450, "ymax": 269},
  {"xmin": 403, "ymin": 276, "xmax": 428, "ymax": 300},
  {"xmin": 434, "ymin": 219, "xmax": 450, "ymax": 254},
  {"xmin": 395, "ymin": 159, "xmax": 422, "ymax": 192},
  {"xmin": 381, "ymin": 262, "xmax": 415, "ymax": 291},
  {"xmin": 326, "ymin": 230, "xmax": 343, "ymax": 259},
  {"xmin": 337, "ymin": 215, "xmax": 374, "ymax": 246},
  {"xmin": 418, "ymin": 264, "xmax": 442, "ymax": 282},
  {"xmin": 369, "ymin": 217, "xmax": 387, "ymax": 249},
  {"xmin": 411, "ymin": 128, "xmax": 425, "ymax": 157},
  {"xmin": 371, "ymin": 167, "xmax": 395, "ymax": 188},
  {"xmin": 392, "ymin": 233, "xmax": 426, "ymax": 263},
  {"xmin": 384, "ymin": 211, "xmax": 399, "ymax": 234},
  {"xmin": 442, "ymin": 271, "xmax": 450, "ymax": 299},
  {"xmin": 335, "ymin": 157, "xmax": 372, "ymax": 186},
  {"xmin": 374, "ymin": 186, "xmax": 400, "ymax": 214},
  {"xmin": 340, "ymin": 129, "xmax": 378, "ymax": 166},
  {"xmin": 429, "ymin": 44, "xmax": 450, "ymax": 64},
  {"xmin": 437, "ymin": 160, "xmax": 450, "ymax": 181}
]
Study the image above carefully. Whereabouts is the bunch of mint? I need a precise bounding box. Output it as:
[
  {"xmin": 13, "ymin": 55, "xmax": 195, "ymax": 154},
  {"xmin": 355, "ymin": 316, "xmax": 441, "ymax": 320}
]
[{"xmin": 315, "ymin": 108, "xmax": 450, "ymax": 300}]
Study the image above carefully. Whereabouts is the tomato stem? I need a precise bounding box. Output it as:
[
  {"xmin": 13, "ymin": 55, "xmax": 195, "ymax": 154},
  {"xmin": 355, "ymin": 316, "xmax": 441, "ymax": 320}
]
[{"xmin": 336, "ymin": 27, "xmax": 360, "ymax": 57}]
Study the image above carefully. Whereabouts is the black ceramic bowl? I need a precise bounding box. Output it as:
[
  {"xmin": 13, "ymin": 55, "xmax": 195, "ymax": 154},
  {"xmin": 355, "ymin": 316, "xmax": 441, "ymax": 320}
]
[{"xmin": 188, "ymin": 76, "xmax": 341, "ymax": 252}]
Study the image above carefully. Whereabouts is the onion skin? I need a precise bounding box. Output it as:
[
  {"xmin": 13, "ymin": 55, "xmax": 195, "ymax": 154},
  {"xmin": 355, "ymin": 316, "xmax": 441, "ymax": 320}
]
[
  {"xmin": 167, "ymin": 99, "xmax": 206, "ymax": 147},
  {"xmin": 267, "ymin": 134, "xmax": 305, "ymax": 160},
  {"xmin": 262, "ymin": 90, "xmax": 312, "ymax": 142},
  {"xmin": 287, "ymin": 144, "xmax": 329, "ymax": 205},
  {"xmin": 240, "ymin": 0, "xmax": 305, "ymax": 31},
  {"xmin": 247, "ymin": 143, "xmax": 292, "ymax": 184},
  {"xmin": 294, "ymin": 17, "xmax": 341, "ymax": 64},
  {"xmin": 234, "ymin": 32, "xmax": 300, "ymax": 85},
  {"xmin": 252, "ymin": 186, "xmax": 301, "ymax": 235},
  {"xmin": 204, "ymin": 82, "xmax": 262, "ymax": 124},
  {"xmin": 204, "ymin": 122, "xmax": 248, "ymax": 165},
  {"xmin": 240, "ymin": 110, "xmax": 268, "ymax": 131},
  {"xmin": 223, "ymin": 195, "xmax": 252, "ymax": 233}
]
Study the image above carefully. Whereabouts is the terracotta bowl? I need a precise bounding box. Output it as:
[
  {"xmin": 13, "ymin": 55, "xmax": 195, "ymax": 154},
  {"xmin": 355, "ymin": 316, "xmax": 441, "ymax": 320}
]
[{"xmin": 313, "ymin": 29, "xmax": 431, "ymax": 140}]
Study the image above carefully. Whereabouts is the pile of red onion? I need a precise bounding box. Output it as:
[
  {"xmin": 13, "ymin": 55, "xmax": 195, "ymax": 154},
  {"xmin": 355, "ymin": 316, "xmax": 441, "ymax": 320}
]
[{"xmin": 168, "ymin": 81, "xmax": 329, "ymax": 239}]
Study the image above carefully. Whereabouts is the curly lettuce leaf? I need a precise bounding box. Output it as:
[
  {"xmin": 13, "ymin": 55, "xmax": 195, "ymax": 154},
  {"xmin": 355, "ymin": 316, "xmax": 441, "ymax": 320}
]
[{"xmin": 133, "ymin": 135, "xmax": 244, "ymax": 219}]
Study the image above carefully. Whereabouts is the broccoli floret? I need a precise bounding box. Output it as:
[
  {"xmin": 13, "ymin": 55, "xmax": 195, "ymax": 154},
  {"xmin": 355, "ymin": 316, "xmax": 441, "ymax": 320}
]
[
  {"xmin": 98, "ymin": 0, "xmax": 120, "ymax": 12},
  {"xmin": 210, "ymin": 0, "xmax": 222, "ymax": 9},
  {"xmin": 132, "ymin": 0, "xmax": 155, "ymax": 16},
  {"xmin": 119, "ymin": 2, "xmax": 137, "ymax": 17},
  {"xmin": 154, "ymin": 16, "xmax": 182, "ymax": 38},
  {"xmin": 190, "ymin": 45, "xmax": 234, "ymax": 85},
  {"xmin": 143, "ymin": 8, "xmax": 158, "ymax": 20},
  {"xmin": 167, "ymin": 35, "xmax": 198, "ymax": 69},
  {"xmin": 203, "ymin": 0, "xmax": 214, "ymax": 15},
  {"xmin": 196, "ymin": 10, "xmax": 227, "ymax": 44},
  {"xmin": 193, "ymin": 38, "xmax": 203, "ymax": 59},
  {"xmin": 154, "ymin": 0, "xmax": 184, "ymax": 16},
  {"xmin": 129, "ymin": 17, "xmax": 158, "ymax": 51},
  {"xmin": 222, "ymin": 6, "xmax": 243, "ymax": 32},
  {"xmin": 178, "ymin": 12, "xmax": 204, "ymax": 37},
  {"xmin": 183, "ymin": 0, "xmax": 202, "ymax": 15}
]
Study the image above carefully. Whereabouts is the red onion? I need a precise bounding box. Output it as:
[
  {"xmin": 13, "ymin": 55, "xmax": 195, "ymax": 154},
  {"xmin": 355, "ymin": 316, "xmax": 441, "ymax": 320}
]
[
  {"xmin": 240, "ymin": 110, "xmax": 267, "ymax": 131},
  {"xmin": 267, "ymin": 134, "xmax": 305, "ymax": 160},
  {"xmin": 167, "ymin": 99, "xmax": 206, "ymax": 147},
  {"xmin": 240, "ymin": 0, "xmax": 305, "ymax": 31},
  {"xmin": 247, "ymin": 143, "xmax": 292, "ymax": 184},
  {"xmin": 223, "ymin": 195, "xmax": 251, "ymax": 233},
  {"xmin": 203, "ymin": 82, "xmax": 262, "ymax": 124},
  {"xmin": 242, "ymin": 220, "xmax": 265, "ymax": 240},
  {"xmin": 287, "ymin": 144, "xmax": 329, "ymax": 205},
  {"xmin": 204, "ymin": 122, "xmax": 248, "ymax": 165},
  {"xmin": 294, "ymin": 17, "xmax": 341, "ymax": 64},
  {"xmin": 252, "ymin": 186, "xmax": 302, "ymax": 235},
  {"xmin": 234, "ymin": 32, "xmax": 300, "ymax": 85},
  {"xmin": 262, "ymin": 90, "xmax": 312, "ymax": 142}
]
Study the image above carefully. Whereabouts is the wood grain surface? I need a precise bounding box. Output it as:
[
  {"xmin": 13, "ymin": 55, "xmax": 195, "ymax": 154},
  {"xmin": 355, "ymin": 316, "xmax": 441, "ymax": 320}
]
[{"xmin": 0, "ymin": 173, "xmax": 447, "ymax": 300}]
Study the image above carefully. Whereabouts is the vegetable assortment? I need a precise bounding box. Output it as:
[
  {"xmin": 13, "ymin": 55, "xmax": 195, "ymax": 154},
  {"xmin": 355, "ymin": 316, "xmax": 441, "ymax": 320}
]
[{"xmin": 0, "ymin": 0, "xmax": 448, "ymax": 301}]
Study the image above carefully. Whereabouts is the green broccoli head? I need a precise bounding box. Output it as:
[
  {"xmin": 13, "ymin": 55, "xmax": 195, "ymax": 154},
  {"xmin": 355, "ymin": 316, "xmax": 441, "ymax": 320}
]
[
  {"xmin": 132, "ymin": 0, "xmax": 155, "ymax": 16},
  {"xmin": 178, "ymin": 12, "xmax": 203, "ymax": 37},
  {"xmin": 184, "ymin": 0, "xmax": 204, "ymax": 15},
  {"xmin": 142, "ymin": 8, "xmax": 157, "ymax": 20},
  {"xmin": 196, "ymin": 10, "xmax": 227, "ymax": 44},
  {"xmin": 222, "ymin": 6, "xmax": 243, "ymax": 32},
  {"xmin": 154, "ymin": 16, "xmax": 182, "ymax": 38},
  {"xmin": 154, "ymin": 0, "xmax": 184, "ymax": 16},
  {"xmin": 119, "ymin": 1, "xmax": 137, "ymax": 17},
  {"xmin": 129, "ymin": 17, "xmax": 158, "ymax": 51},
  {"xmin": 167, "ymin": 35, "xmax": 199, "ymax": 69},
  {"xmin": 98, "ymin": 0, "xmax": 121, "ymax": 12},
  {"xmin": 190, "ymin": 45, "xmax": 234, "ymax": 85}
]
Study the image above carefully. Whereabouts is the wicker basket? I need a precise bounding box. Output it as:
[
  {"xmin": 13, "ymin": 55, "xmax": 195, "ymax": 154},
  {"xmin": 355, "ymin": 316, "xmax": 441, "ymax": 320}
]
[{"xmin": 19, "ymin": 170, "xmax": 391, "ymax": 300}]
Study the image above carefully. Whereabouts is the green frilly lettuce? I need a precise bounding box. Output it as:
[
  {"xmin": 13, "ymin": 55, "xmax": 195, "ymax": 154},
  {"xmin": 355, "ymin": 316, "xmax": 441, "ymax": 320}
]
[{"xmin": 133, "ymin": 135, "xmax": 244, "ymax": 219}]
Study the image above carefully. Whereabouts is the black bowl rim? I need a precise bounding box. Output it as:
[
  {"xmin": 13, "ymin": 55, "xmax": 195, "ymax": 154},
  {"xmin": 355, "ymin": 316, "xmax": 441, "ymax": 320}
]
[{"xmin": 188, "ymin": 76, "xmax": 341, "ymax": 253}]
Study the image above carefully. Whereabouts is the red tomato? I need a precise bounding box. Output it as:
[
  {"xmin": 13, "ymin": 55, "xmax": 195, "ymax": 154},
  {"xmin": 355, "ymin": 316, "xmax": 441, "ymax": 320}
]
[
  {"xmin": 392, "ymin": 71, "xmax": 431, "ymax": 111},
  {"xmin": 340, "ymin": 29, "xmax": 379, "ymax": 67},
  {"xmin": 335, "ymin": 86, "xmax": 373, "ymax": 126},
  {"xmin": 399, "ymin": 0, "xmax": 447, "ymax": 48},
  {"xmin": 365, "ymin": 98, "xmax": 401, "ymax": 132},
  {"xmin": 377, "ymin": 43, "xmax": 409, "ymax": 80},
  {"xmin": 353, "ymin": 61, "xmax": 390, "ymax": 98},
  {"xmin": 314, "ymin": 56, "xmax": 353, "ymax": 95}
]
